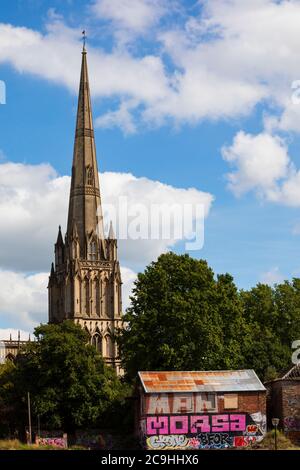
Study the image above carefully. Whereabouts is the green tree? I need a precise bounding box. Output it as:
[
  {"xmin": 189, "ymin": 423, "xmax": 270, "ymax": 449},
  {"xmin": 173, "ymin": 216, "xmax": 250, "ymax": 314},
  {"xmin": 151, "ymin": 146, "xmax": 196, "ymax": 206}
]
[
  {"xmin": 273, "ymin": 279, "xmax": 300, "ymax": 345},
  {"xmin": 240, "ymin": 284, "xmax": 291, "ymax": 380},
  {"xmin": 118, "ymin": 252, "xmax": 300, "ymax": 382},
  {"xmin": 118, "ymin": 253, "xmax": 244, "ymax": 380},
  {"xmin": 0, "ymin": 321, "xmax": 128, "ymax": 434},
  {"xmin": 214, "ymin": 273, "xmax": 248, "ymax": 369}
]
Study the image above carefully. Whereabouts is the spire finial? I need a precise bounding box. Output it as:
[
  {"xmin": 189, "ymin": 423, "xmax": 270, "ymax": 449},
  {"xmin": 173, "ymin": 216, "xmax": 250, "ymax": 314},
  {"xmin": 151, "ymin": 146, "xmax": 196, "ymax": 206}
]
[
  {"xmin": 82, "ymin": 30, "xmax": 87, "ymax": 52},
  {"xmin": 108, "ymin": 220, "xmax": 115, "ymax": 240}
]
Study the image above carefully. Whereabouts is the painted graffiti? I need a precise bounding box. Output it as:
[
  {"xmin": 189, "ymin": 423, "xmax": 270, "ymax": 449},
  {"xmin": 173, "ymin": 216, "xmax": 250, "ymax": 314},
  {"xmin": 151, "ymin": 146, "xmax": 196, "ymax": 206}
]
[
  {"xmin": 284, "ymin": 416, "xmax": 300, "ymax": 431},
  {"xmin": 75, "ymin": 430, "xmax": 110, "ymax": 449},
  {"xmin": 287, "ymin": 397, "xmax": 300, "ymax": 407},
  {"xmin": 146, "ymin": 433, "xmax": 259, "ymax": 450},
  {"xmin": 143, "ymin": 413, "xmax": 265, "ymax": 449},
  {"xmin": 197, "ymin": 433, "xmax": 233, "ymax": 449},
  {"xmin": 250, "ymin": 412, "xmax": 266, "ymax": 439},
  {"xmin": 146, "ymin": 414, "xmax": 246, "ymax": 435},
  {"xmin": 146, "ymin": 392, "xmax": 217, "ymax": 414},
  {"xmin": 233, "ymin": 436, "xmax": 257, "ymax": 448},
  {"xmin": 146, "ymin": 435, "xmax": 189, "ymax": 450},
  {"xmin": 246, "ymin": 424, "xmax": 258, "ymax": 435},
  {"xmin": 37, "ymin": 437, "xmax": 67, "ymax": 448}
]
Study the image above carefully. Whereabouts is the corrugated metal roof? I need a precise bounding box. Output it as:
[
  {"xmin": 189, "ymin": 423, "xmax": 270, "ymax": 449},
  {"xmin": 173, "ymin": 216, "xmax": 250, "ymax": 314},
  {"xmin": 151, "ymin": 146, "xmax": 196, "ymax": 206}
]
[{"xmin": 138, "ymin": 370, "xmax": 265, "ymax": 393}]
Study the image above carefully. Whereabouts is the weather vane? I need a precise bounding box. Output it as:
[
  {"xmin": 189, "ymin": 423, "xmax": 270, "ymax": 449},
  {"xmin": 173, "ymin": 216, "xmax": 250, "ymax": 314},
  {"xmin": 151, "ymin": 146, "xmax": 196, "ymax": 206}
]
[{"xmin": 82, "ymin": 30, "xmax": 86, "ymax": 50}]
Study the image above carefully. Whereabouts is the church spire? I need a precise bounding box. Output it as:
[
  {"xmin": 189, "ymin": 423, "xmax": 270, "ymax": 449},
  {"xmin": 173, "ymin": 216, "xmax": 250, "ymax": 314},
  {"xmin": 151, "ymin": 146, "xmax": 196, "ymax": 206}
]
[
  {"xmin": 67, "ymin": 44, "xmax": 105, "ymax": 257},
  {"xmin": 48, "ymin": 39, "xmax": 122, "ymax": 374}
]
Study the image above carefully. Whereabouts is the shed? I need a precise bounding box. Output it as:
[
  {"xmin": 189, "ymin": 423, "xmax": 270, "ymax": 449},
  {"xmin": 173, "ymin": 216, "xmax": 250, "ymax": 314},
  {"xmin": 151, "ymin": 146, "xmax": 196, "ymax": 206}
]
[
  {"xmin": 136, "ymin": 370, "xmax": 266, "ymax": 449},
  {"xmin": 266, "ymin": 364, "xmax": 300, "ymax": 444}
]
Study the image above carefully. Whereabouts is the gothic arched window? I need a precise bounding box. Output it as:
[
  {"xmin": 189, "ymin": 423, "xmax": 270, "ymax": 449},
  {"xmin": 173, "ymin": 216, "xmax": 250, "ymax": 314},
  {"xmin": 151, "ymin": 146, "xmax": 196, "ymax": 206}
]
[
  {"xmin": 105, "ymin": 335, "xmax": 114, "ymax": 358},
  {"xmin": 85, "ymin": 278, "xmax": 90, "ymax": 314},
  {"xmin": 96, "ymin": 278, "xmax": 100, "ymax": 314},
  {"xmin": 86, "ymin": 166, "xmax": 94, "ymax": 186},
  {"xmin": 88, "ymin": 240, "xmax": 97, "ymax": 261},
  {"xmin": 105, "ymin": 278, "xmax": 110, "ymax": 317},
  {"xmin": 92, "ymin": 333, "xmax": 102, "ymax": 354}
]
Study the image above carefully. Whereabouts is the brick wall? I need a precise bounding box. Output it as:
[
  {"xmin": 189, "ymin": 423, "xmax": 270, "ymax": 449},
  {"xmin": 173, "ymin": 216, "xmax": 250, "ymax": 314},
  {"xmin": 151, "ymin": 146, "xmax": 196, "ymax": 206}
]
[
  {"xmin": 266, "ymin": 381, "xmax": 283, "ymax": 429},
  {"xmin": 216, "ymin": 392, "xmax": 266, "ymax": 415},
  {"xmin": 282, "ymin": 382, "xmax": 300, "ymax": 419},
  {"xmin": 139, "ymin": 390, "xmax": 266, "ymax": 418},
  {"xmin": 267, "ymin": 379, "xmax": 300, "ymax": 443}
]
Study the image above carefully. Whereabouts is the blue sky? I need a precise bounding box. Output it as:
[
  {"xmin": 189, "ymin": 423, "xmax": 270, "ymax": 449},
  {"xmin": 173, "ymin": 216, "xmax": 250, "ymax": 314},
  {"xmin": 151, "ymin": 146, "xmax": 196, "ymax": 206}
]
[{"xmin": 2, "ymin": 0, "xmax": 300, "ymax": 334}]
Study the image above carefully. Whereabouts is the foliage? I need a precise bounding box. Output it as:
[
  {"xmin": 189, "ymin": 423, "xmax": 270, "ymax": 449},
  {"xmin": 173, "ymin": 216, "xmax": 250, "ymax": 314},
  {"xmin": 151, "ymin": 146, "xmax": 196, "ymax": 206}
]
[
  {"xmin": 1, "ymin": 252, "xmax": 300, "ymax": 438},
  {"xmin": 117, "ymin": 252, "xmax": 300, "ymax": 381},
  {"xmin": 253, "ymin": 430, "xmax": 300, "ymax": 450},
  {"xmin": 0, "ymin": 321, "xmax": 129, "ymax": 434},
  {"xmin": 0, "ymin": 439, "xmax": 87, "ymax": 450},
  {"xmin": 118, "ymin": 253, "xmax": 244, "ymax": 379}
]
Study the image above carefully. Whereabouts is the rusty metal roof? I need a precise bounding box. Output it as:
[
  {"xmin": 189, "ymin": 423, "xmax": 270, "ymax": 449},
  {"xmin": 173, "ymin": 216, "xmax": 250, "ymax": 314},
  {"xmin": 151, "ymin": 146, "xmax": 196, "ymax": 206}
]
[{"xmin": 138, "ymin": 370, "xmax": 265, "ymax": 393}]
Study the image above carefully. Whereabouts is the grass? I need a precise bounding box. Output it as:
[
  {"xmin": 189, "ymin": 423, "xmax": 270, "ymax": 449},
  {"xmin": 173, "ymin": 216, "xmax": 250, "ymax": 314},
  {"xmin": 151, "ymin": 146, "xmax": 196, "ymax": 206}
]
[
  {"xmin": 249, "ymin": 431, "xmax": 300, "ymax": 450},
  {"xmin": 0, "ymin": 439, "xmax": 87, "ymax": 450},
  {"xmin": 0, "ymin": 432, "xmax": 299, "ymax": 451}
]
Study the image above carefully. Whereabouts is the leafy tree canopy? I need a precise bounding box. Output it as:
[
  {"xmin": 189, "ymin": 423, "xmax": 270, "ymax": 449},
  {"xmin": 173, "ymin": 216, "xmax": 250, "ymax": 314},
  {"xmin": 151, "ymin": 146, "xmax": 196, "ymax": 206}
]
[
  {"xmin": 0, "ymin": 321, "xmax": 129, "ymax": 433},
  {"xmin": 118, "ymin": 252, "xmax": 299, "ymax": 382}
]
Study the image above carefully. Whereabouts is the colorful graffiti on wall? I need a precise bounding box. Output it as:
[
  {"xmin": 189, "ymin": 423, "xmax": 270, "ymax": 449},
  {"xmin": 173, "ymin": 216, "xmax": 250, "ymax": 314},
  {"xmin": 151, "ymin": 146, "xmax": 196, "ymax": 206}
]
[
  {"xmin": 284, "ymin": 416, "xmax": 300, "ymax": 432},
  {"xmin": 37, "ymin": 436, "xmax": 67, "ymax": 448},
  {"xmin": 143, "ymin": 413, "xmax": 266, "ymax": 450},
  {"xmin": 75, "ymin": 430, "xmax": 110, "ymax": 449},
  {"xmin": 145, "ymin": 392, "xmax": 217, "ymax": 414}
]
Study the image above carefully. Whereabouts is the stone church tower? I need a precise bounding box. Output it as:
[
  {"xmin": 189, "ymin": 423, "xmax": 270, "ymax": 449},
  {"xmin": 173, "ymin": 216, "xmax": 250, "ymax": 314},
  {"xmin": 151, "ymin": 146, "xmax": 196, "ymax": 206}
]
[{"xmin": 48, "ymin": 44, "xmax": 122, "ymax": 374}]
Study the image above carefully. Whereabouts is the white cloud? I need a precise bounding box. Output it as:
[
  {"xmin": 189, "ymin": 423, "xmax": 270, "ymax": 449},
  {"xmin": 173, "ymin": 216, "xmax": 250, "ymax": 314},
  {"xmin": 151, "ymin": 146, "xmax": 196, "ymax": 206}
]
[
  {"xmin": 2, "ymin": 1, "xmax": 300, "ymax": 130},
  {"xmin": 0, "ymin": 271, "xmax": 48, "ymax": 331},
  {"xmin": 101, "ymin": 171, "xmax": 212, "ymax": 267},
  {"xmin": 276, "ymin": 171, "xmax": 300, "ymax": 207},
  {"xmin": 0, "ymin": 162, "xmax": 69, "ymax": 271},
  {"xmin": 0, "ymin": 329, "xmax": 31, "ymax": 341},
  {"xmin": 260, "ymin": 267, "xmax": 284, "ymax": 286},
  {"xmin": 292, "ymin": 221, "xmax": 300, "ymax": 236},
  {"xmin": 120, "ymin": 266, "xmax": 137, "ymax": 310},
  {"xmin": 222, "ymin": 130, "xmax": 300, "ymax": 207},
  {"xmin": 0, "ymin": 162, "xmax": 213, "ymax": 272},
  {"xmin": 0, "ymin": 161, "xmax": 213, "ymax": 329},
  {"xmin": 91, "ymin": 0, "xmax": 168, "ymax": 34},
  {"xmin": 0, "ymin": 22, "xmax": 170, "ymax": 106},
  {"xmin": 222, "ymin": 131, "xmax": 291, "ymax": 198},
  {"xmin": 95, "ymin": 99, "xmax": 138, "ymax": 134},
  {"xmin": 0, "ymin": 267, "xmax": 137, "ymax": 332}
]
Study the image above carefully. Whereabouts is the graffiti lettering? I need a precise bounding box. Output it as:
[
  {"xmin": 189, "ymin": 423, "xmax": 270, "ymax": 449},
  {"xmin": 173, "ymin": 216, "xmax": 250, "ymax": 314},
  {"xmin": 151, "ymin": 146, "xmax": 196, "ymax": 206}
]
[
  {"xmin": 145, "ymin": 432, "xmax": 258, "ymax": 450},
  {"xmin": 198, "ymin": 433, "xmax": 233, "ymax": 449},
  {"xmin": 146, "ymin": 435, "xmax": 189, "ymax": 450},
  {"xmin": 190, "ymin": 415, "xmax": 210, "ymax": 433},
  {"xmin": 146, "ymin": 414, "xmax": 247, "ymax": 435},
  {"xmin": 146, "ymin": 392, "xmax": 217, "ymax": 414},
  {"xmin": 37, "ymin": 437, "xmax": 67, "ymax": 448},
  {"xmin": 143, "ymin": 412, "xmax": 266, "ymax": 449},
  {"xmin": 147, "ymin": 416, "xmax": 169, "ymax": 435},
  {"xmin": 169, "ymin": 415, "xmax": 188, "ymax": 434}
]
